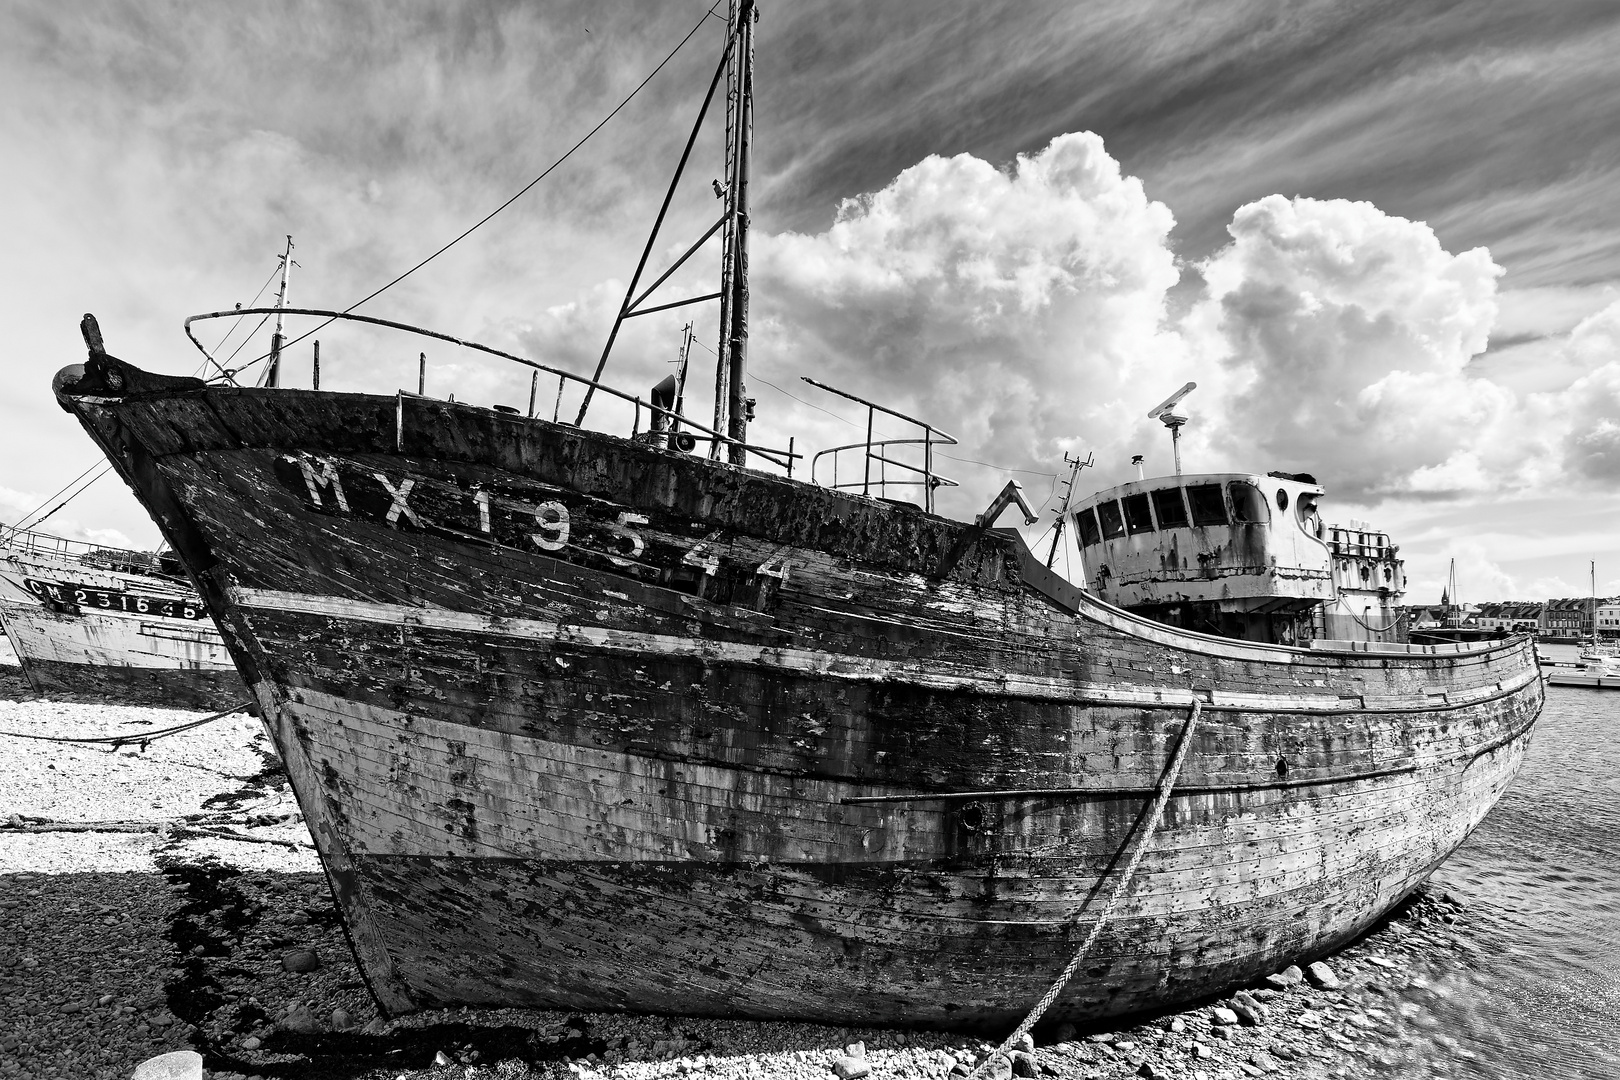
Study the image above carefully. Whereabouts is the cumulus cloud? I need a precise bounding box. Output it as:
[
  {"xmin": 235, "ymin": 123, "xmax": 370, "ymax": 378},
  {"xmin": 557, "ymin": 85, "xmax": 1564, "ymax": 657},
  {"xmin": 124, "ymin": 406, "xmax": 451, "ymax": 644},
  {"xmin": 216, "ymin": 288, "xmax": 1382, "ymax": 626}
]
[
  {"xmin": 483, "ymin": 134, "xmax": 1617, "ymax": 549},
  {"xmin": 1557, "ymin": 300, "xmax": 1620, "ymax": 481},
  {"xmin": 1188, "ymin": 195, "xmax": 1518, "ymax": 500},
  {"xmin": 750, "ymin": 132, "xmax": 1191, "ymax": 513}
]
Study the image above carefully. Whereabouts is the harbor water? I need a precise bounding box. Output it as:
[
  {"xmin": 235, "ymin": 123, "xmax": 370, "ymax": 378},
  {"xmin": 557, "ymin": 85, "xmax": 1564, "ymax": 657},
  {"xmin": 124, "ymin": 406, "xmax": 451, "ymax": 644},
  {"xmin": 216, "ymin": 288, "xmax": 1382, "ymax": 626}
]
[{"xmin": 1407, "ymin": 647, "xmax": 1620, "ymax": 1078}]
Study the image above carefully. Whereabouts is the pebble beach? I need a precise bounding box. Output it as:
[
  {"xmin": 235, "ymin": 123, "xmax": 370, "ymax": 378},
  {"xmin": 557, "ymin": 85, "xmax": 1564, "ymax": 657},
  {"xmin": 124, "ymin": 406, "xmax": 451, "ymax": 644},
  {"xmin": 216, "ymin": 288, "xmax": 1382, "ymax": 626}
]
[{"xmin": 0, "ymin": 661, "xmax": 1501, "ymax": 1080}]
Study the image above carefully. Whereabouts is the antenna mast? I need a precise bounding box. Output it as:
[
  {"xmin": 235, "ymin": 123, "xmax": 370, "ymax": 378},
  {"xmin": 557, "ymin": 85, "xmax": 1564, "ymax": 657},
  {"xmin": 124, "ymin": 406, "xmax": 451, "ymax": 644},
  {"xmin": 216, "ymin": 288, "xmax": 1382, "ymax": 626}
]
[
  {"xmin": 265, "ymin": 235, "xmax": 294, "ymax": 388},
  {"xmin": 672, "ymin": 322, "xmax": 694, "ymax": 440},
  {"xmin": 1146, "ymin": 381, "xmax": 1197, "ymax": 476},
  {"xmin": 1045, "ymin": 450, "xmax": 1095, "ymax": 569}
]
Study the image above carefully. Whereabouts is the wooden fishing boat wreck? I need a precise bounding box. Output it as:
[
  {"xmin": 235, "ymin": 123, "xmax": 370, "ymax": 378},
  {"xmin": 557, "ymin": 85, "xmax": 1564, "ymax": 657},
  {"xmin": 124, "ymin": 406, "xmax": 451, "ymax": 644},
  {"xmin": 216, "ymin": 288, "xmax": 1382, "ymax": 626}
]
[
  {"xmin": 0, "ymin": 527, "xmax": 246, "ymax": 709},
  {"xmin": 52, "ymin": 0, "xmax": 1542, "ymax": 1030}
]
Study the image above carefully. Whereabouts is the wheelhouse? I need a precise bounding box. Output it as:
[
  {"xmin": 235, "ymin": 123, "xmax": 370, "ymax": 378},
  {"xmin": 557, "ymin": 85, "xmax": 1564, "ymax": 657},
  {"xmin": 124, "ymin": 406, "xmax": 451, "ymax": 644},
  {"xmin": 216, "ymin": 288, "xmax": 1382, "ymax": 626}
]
[{"xmin": 1072, "ymin": 472, "xmax": 1336, "ymax": 643}]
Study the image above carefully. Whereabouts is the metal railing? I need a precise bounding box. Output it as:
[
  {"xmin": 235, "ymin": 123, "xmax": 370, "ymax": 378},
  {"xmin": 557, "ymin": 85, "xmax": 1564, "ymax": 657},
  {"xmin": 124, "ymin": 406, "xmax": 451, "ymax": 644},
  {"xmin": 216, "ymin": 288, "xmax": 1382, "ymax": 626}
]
[
  {"xmin": 802, "ymin": 377, "xmax": 958, "ymax": 513},
  {"xmin": 183, "ymin": 307, "xmax": 802, "ymax": 475},
  {"xmin": 0, "ymin": 524, "xmax": 161, "ymax": 573}
]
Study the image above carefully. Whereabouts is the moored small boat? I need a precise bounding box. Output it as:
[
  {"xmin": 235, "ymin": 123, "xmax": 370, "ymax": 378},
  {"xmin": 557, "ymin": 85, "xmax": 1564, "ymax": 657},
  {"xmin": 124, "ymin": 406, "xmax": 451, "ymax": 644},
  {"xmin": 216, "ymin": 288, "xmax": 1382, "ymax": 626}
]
[{"xmin": 1544, "ymin": 654, "xmax": 1620, "ymax": 689}]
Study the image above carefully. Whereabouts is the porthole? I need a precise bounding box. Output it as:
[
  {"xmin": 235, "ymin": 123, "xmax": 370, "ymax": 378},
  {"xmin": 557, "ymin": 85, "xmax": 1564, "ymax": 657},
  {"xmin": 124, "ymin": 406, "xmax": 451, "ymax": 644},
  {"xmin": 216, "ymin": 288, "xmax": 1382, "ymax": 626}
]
[{"xmin": 1276, "ymin": 489, "xmax": 1289, "ymax": 511}]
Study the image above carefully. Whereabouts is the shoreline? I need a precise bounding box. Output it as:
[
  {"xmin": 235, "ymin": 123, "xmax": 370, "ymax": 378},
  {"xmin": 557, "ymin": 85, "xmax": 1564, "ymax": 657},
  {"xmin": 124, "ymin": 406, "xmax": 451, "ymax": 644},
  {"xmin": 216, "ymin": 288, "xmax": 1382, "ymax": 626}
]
[{"xmin": 1, "ymin": 677, "xmax": 1484, "ymax": 1080}]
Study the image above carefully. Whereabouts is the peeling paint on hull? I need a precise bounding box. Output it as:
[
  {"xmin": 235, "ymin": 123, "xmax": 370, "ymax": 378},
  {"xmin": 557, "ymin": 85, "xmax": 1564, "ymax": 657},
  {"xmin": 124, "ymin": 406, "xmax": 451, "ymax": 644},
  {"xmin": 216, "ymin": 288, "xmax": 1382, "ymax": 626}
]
[{"xmin": 56, "ymin": 373, "xmax": 1545, "ymax": 1028}]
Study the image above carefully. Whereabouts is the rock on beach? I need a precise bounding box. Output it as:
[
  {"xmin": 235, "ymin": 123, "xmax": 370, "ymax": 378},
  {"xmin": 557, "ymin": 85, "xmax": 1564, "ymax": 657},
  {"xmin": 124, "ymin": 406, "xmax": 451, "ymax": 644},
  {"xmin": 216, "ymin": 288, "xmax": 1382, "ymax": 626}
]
[
  {"xmin": 130, "ymin": 1050, "xmax": 203, "ymax": 1080},
  {"xmin": 1306, "ymin": 961, "xmax": 1342, "ymax": 989}
]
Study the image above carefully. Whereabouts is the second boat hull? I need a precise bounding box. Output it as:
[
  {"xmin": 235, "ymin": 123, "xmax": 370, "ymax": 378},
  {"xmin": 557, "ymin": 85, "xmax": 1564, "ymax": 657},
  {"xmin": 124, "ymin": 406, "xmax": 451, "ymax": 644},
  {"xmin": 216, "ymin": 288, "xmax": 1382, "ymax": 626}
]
[{"xmin": 0, "ymin": 547, "xmax": 247, "ymax": 710}]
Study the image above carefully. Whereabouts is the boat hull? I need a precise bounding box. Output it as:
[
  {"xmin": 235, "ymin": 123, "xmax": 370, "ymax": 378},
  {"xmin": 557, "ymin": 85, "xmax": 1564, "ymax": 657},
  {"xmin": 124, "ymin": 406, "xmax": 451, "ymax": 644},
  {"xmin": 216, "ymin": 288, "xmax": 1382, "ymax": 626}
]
[
  {"xmin": 0, "ymin": 548, "xmax": 248, "ymax": 710},
  {"xmin": 56, "ymin": 367, "xmax": 1544, "ymax": 1028},
  {"xmin": 1544, "ymin": 671, "xmax": 1620, "ymax": 689}
]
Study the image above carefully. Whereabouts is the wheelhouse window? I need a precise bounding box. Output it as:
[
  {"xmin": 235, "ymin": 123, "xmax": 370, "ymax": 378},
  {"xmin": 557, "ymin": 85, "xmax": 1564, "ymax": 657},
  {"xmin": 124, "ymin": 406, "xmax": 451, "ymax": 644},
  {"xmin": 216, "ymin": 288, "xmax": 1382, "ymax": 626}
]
[
  {"xmin": 1186, "ymin": 483, "xmax": 1227, "ymax": 527},
  {"xmin": 1296, "ymin": 491, "xmax": 1323, "ymax": 537},
  {"xmin": 1123, "ymin": 492, "xmax": 1154, "ymax": 535},
  {"xmin": 1227, "ymin": 481, "xmax": 1269, "ymax": 524},
  {"xmin": 1151, "ymin": 487, "xmax": 1189, "ymax": 529},
  {"xmin": 1097, "ymin": 499, "xmax": 1127, "ymax": 539},
  {"xmin": 1075, "ymin": 507, "xmax": 1102, "ymax": 547}
]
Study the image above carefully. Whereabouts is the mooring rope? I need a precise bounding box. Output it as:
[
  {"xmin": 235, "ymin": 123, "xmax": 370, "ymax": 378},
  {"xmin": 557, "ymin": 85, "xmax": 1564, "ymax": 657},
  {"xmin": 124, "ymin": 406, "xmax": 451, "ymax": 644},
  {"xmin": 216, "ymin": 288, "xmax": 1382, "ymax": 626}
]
[
  {"xmin": 3, "ymin": 817, "xmax": 313, "ymax": 850},
  {"xmin": 967, "ymin": 698, "xmax": 1203, "ymax": 1080},
  {"xmin": 0, "ymin": 701, "xmax": 253, "ymax": 749}
]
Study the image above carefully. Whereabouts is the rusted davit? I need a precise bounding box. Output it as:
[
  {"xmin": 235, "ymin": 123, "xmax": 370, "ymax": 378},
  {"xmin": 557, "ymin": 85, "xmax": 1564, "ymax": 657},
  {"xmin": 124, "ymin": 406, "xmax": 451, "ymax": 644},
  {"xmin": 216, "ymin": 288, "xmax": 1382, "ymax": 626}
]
[{"xmin": 54, "ymin": 339, "xmax": 1542, "ymax": 1028}]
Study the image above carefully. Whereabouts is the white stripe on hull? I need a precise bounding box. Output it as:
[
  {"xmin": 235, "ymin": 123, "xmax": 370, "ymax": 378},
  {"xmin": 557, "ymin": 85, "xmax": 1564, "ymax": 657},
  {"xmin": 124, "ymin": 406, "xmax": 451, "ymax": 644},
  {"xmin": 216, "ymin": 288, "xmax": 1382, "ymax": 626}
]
[
  {"xmin": 235, "ymin": 587, "xmax": 1540, "ymax": 712},
  {"xmin": 0, "ymin": 606, "xmax": 234, "ymax": 671}
]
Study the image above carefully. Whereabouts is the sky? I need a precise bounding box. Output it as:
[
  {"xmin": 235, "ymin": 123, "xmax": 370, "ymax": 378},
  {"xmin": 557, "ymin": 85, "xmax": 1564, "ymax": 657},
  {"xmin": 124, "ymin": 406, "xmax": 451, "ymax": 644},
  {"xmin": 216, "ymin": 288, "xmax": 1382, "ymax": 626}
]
[{"xmin": 3, "ymin": 0, "xmax": 1619, "ymax": 605}]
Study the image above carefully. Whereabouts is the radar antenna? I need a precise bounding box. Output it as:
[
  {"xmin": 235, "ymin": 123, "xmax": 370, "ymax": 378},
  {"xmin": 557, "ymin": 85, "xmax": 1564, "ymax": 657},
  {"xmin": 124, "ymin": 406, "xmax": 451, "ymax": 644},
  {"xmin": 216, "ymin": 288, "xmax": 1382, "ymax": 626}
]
[{"xmin": 1147, "ymin": 381, "xmax": 1197, "ymax": 476}]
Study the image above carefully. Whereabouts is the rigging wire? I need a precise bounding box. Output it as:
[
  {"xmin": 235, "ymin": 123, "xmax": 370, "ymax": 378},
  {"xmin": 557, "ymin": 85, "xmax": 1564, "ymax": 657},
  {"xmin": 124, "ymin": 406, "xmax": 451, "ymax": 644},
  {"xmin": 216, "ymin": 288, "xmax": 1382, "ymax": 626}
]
[
  {"xmin": 4, "ymin": 462, "xmax": 114, "ymax": 538},
  {"xmin": 216, "ymin": 311, "xmax": 277, "ymax": 371},
  {"xmin": 937, "ymin": 453, "xmax": 1057, "ymax": 479},
  {"xmin": 193, "ymin": 262, "xmax": 284, "ymax": 377},
  {"xmin": 222, "ymin": 0, "xmax": 725, "ymax": 383},
  {"xmin": 23, "ymin": 260, "xmax": 281, "ymax": 530},
  {"xmin": 15, "ymin": 467, "xmax": 113, "ymax": 535}
]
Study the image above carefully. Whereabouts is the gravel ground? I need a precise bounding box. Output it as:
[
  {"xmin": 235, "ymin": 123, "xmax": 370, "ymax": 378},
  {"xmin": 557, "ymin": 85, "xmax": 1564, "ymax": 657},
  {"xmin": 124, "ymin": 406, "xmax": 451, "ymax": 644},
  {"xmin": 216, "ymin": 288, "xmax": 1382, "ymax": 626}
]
[{"xmin": 0, "ymin": 665, "xmax": 1485, "ymax": 1080}]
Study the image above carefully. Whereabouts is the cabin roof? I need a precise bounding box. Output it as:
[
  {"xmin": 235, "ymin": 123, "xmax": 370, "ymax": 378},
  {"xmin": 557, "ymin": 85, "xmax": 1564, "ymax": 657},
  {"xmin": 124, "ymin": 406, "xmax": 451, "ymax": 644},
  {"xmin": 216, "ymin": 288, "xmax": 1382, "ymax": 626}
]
[{"xmin": 1076, "ymin": 471, "xmax": 1325, "ymax": 511}]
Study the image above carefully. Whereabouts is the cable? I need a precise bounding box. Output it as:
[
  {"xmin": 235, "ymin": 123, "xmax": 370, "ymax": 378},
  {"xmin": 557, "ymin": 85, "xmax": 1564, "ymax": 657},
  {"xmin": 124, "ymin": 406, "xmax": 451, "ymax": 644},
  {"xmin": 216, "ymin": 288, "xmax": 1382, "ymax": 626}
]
[
  {"xmin": 223, "ymin": 0, "xmax": 725, "ymax": 382},
  {"xmin": 5, "ymin": 463, "xmax": 114, "ymax": 538},
  {"xmin": 750, "ymin": 370, "xmax": 867, "ymax": 429},
  {"xmin": 194, "ymin": 262, "xmax": 283, "ymax": 377},
  {"xmin": 936, "ymin": 452, "xmax": 1057, "ymax": 479},
  {"xmin": 0, "ymin": 702, "xmax": 253, "ymax": 749},
  {"xmin": 19, "ymin": 467, "xmax": 112, "ymax": 534},
  {"xmin": 218, "ymin": 310, "xmax": 276, "ymax": 371}
]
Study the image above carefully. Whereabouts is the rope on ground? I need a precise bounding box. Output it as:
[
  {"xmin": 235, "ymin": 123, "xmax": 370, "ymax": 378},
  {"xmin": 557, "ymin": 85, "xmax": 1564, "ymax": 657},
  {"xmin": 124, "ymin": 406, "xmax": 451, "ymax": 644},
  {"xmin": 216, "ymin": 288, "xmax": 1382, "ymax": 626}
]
[
  {"xmin": 5, "ymin": 812, "xmax": 300, "ymax": 833},
  {"xmin": 967, "ymin": 699, "xmax": 1203, "ymax": 1080},
  {"xmin": 169, "ymin": 825, "xmax": 312, "ymax": 850},
  {"xmin": 0, "ymin": 701, "xmax": 254, "ymax": 749},
  {"xmin": 5, "ymin": 813, "xmax": 313, "ymax": 850}
]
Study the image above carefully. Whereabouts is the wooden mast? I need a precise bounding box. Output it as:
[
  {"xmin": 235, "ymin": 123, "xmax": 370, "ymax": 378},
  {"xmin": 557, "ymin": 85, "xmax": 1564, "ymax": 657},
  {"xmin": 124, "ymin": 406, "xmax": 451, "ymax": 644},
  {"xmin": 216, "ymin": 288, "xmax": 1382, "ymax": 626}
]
[
  {"xmin": 712, "ymin": 0, "xmax": 755, "ymax": 464},
  {"xmin": 266, "ymin": 235, "xmax": 294, "ymax": 388}
]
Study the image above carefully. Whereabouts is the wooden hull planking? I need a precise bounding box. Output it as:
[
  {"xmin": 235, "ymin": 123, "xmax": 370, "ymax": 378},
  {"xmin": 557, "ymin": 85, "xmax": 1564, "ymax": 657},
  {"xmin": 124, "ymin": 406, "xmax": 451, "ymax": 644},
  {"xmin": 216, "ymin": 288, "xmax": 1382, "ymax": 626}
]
[{"xmin": 57, "ymin": 379, "xmax": 1544, "ymax": 1028}]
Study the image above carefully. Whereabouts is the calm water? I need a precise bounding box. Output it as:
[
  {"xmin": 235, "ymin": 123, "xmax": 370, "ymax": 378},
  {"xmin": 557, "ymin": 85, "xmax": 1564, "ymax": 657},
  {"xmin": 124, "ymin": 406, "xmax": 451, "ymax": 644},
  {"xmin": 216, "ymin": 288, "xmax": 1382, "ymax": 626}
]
[{"xmin": 1412, "ymin": 646, "xmax": 1620, "ymax": 1078}]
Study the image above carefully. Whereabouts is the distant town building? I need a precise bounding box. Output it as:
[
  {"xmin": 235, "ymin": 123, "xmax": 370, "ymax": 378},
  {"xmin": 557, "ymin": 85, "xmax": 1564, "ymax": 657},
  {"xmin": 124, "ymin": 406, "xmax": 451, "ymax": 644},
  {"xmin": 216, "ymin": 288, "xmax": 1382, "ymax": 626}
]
[
  {"xmin": 1471, "ymin": 601, "xmax": 1544, "ymax": 633},
  {"xmin": 1404, "ymin": 605, "xmax": 1446, "ymax": 629},
  {"xmin": 1541, "ymin": 598, "xmax": 1607, "ymax": 641},
  {"xmin": 1597, "ymin": 602, "xmax": 1620, "ymax": 641}
]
